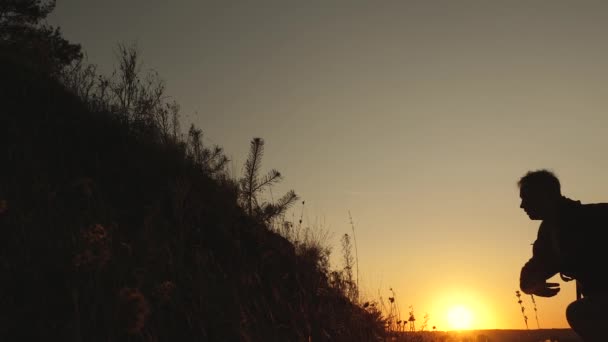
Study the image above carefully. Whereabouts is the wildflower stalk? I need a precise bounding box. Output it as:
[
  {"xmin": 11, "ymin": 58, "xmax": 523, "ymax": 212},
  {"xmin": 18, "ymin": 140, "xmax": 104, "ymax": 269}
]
[
  {"xmin": 530, "ymin": 294, "xmax": 540, "ymax": 329},
  {"xmin": 515, "ymin": 290, "xmax": 529, "ymax": 330}
]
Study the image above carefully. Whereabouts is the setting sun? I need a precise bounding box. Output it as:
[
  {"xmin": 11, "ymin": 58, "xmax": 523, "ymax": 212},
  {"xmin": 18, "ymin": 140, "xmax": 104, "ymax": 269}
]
[{"xmin": 447, "ymin": 306, "xmax": 474, "ymax": 331}]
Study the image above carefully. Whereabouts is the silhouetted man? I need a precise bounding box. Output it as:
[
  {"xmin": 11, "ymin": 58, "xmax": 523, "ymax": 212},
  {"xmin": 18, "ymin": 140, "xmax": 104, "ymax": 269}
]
[{"xmin": 518, "ymin": 169, "xmax": 608, "ymax": 342}]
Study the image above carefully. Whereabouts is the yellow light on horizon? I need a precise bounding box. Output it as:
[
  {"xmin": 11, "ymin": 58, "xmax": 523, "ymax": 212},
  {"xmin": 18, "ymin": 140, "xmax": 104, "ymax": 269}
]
[{"xmin": 447, "ymin": 305, "xmax": 473, "ymax": 331}]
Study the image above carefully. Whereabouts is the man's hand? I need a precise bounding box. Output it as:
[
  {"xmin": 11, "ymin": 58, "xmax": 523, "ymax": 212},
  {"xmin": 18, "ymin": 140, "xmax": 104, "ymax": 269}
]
[{"xmin": 526, "ymin": 282, "xmax": 561, "ymax": 297}]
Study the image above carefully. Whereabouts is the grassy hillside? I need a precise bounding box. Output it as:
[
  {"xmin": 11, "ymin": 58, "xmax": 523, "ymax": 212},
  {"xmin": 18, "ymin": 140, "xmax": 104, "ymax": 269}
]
[{"xmin": 0, "ymin": 53, "xmax": 385, "ymax": 341}]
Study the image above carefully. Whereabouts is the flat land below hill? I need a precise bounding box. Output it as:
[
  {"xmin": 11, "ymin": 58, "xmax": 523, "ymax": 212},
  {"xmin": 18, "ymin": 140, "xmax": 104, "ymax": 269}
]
[
  {"xmin": 397, "ymin": 328, "xmax": 581, "ymax": 341},
  {"xmin": 470, "ymin": 328, "xmax": 581, "ymax": 342}
]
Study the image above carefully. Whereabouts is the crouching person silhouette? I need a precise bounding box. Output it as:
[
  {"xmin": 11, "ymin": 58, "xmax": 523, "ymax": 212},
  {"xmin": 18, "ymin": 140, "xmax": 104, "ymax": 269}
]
[{"xmin": 518, "ymin": 169, "xmax": 608, "ymax": 342}]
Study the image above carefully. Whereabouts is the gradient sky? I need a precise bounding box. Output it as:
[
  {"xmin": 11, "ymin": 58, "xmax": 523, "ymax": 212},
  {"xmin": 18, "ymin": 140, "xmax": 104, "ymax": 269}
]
[{"xmin": 49, "ymin": 1, "xmax": 608, "ymax": 331}]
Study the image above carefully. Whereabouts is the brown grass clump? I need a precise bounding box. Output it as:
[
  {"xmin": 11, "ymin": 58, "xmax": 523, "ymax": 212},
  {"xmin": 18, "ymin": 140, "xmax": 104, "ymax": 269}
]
[
  {"xmin": 0, "ymin": 199, "xmax": 7, "ymax": 215},
  {"xmin": 73, "ymin": 223, "xmax": 112, "ymax": 270},
  {"xmin": 154, "ymin": 280, "xmax": 176, "ymax": 304},
  {"xmin": 115, "ymin": 287, "xmax": 150, "ymax": 334}
]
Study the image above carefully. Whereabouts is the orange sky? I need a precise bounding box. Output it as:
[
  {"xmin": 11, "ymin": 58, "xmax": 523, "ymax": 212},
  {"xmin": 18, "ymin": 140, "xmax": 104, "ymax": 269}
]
[{"xmin": 50, "ymin": 1, "xmax": 608, "ymax": 330}]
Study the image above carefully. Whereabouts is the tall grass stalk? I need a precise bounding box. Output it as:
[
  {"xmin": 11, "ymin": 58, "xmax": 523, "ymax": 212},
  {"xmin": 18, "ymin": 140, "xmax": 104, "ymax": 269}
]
[
  {"xmin": 530, "ymin": 294, "xmax": 540, "ymax": 329},
  {"xmin": 348, "ymin": 210, "xmax": 360, "ymax": 304}
]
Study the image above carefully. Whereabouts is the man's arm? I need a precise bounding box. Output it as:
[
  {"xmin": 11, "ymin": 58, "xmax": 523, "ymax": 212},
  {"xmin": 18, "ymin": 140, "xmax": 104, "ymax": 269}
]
[{"xmin": 520, "ymin": 223, "xmax": 561, "ymax": 297}]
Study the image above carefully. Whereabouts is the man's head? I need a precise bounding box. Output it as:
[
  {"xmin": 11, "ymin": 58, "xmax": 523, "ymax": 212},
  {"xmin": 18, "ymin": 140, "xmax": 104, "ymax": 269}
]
[{"xmin": 517, "ymin": 169, "xmax": 562, "ymax": 220}]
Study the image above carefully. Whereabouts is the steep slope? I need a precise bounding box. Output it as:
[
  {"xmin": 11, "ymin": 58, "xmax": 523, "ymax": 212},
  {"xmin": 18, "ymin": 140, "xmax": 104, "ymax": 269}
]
[{"xmin": 0, "ymin": 55, "xmax": 383, "ymax": 342}]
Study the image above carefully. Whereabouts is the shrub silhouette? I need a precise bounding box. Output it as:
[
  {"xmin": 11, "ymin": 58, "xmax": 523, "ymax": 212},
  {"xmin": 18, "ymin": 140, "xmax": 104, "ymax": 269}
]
[
  {"xmin": 238, "ymin": 136, "xmax": 298, "ymax": 224},
  {"xmin": 0, "ymin": 0, "xmax": 82, "ymax": 74}
]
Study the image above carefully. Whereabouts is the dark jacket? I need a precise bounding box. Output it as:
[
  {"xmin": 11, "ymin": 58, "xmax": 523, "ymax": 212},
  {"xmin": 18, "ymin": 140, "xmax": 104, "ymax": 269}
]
[{"xmin": 520, "ymin": 196, "xmax": 608, "ymax": 297}]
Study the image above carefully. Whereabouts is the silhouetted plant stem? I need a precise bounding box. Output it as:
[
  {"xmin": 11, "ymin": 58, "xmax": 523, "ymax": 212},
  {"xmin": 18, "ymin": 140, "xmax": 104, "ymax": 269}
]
[
  {"xmin": 515, "ymin": 290, "xmax": 529, "ymax": 330},
  {"xmin": 530, "ymin": 294, "xmax": 540, "ymax": 329},
  {"xmin": 348, "ymin": 210, "xmax": 360, "ymax": 303}
]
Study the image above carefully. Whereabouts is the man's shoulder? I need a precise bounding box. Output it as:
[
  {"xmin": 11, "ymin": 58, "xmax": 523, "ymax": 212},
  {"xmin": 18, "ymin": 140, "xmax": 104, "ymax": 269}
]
[
  {"xmin": 562, "ymin": 196, "xmax": 608, "ymax": 211},
  {"xmin": 581, "ymin": 201, "xmax": 608, "ymax": 212},
  {"xmin": 577, "ymin": 201, "xmax": 608, "ymax": 225},
  {"xmin": 582, "ymin": 201, "xmax": 608, "ymax": 208},
  {"xmin": 557, "ymin": 197, "xmax": 608, "ymax": 226}
]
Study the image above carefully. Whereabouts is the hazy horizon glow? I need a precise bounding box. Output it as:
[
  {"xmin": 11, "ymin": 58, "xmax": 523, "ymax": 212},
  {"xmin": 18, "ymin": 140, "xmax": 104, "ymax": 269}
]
[
  {"xmin": 447, "ymin": 305, "xmax": 473, "ymax": 331},
  {"xmin": 49, "ymin": 1, "xmax": 608, "ymax": 330}
]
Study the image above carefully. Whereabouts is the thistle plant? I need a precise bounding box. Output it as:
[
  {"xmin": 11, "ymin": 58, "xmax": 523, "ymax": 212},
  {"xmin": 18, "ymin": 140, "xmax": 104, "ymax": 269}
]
[{"xmin": 408, "ymin": 305, "xmax": 416, "ymax": 332}]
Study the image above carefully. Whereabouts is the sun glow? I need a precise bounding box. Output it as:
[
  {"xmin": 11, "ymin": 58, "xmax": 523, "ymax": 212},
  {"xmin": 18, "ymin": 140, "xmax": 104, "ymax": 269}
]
[{"xmin": 447, "ymin": 305, "xmax": 473, "ymax": 330}]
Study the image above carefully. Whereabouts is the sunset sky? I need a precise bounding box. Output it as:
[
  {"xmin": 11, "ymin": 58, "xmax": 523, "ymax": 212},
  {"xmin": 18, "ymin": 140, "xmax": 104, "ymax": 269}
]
[{"xmin": 49, "ymin": 1, "xmax": 608, "ymax": 331}]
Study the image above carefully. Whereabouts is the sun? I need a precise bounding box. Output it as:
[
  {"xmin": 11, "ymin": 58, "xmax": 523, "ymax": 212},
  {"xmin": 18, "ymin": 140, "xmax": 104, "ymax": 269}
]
[{"xmin": 447, "ymin": 305, "xmax": 473, "ymax": 330}]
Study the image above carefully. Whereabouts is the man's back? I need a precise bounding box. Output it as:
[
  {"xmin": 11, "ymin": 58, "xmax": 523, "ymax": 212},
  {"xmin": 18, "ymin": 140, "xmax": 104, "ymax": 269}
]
[{"xmin": 555, "ymin": 198, "xmax": 608, "ymax": 297}]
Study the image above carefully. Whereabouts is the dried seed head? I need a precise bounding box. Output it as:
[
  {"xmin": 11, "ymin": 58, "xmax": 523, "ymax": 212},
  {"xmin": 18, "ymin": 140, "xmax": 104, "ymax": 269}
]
[{"xmin": 116, "ymin": 287, "xmax": 150, "ymax": 334}]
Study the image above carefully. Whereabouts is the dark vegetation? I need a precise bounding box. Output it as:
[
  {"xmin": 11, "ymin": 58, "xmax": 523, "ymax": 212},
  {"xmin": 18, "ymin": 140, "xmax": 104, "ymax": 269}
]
[{"xmin": 0, "ymin": 1, "xmax": 387, "ymax": 341}]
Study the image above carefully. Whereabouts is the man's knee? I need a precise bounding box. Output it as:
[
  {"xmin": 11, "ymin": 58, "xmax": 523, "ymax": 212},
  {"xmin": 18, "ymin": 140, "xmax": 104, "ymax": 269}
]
[
  {"xmin": 566, "ymin": 300, "xmax": 582, "ymax": 326},
  {"xmin": 566, "ymin": 298, "xmax": 607, "ymax": 341},
  {"xmin": 566, "ymin": 298, "xmax": 596, "ymax": 330}
]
